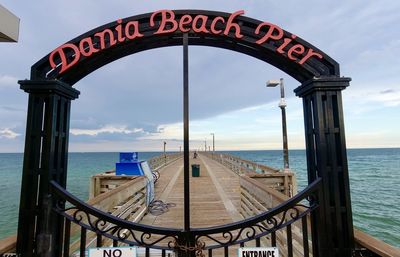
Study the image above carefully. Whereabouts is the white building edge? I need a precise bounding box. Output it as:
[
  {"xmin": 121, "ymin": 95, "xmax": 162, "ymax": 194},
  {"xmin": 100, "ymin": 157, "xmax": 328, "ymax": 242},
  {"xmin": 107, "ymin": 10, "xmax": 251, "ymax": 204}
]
[{"xmin": 0, "ymin": 4, "xmax": 20, "ymax": 42}]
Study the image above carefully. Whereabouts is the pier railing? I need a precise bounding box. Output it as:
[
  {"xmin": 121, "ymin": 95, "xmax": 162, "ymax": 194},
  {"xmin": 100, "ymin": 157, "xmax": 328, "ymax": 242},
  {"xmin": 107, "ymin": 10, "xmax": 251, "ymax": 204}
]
[
  {"xmin": 147, "ymin": 153, "xmax": 182, "ymax": 172},
  {"xmin": 3, "ymin": 152, "xmax": 400, "ymax": 256},
  {"xmin": 203, "ymin": 152, "xmax": 297, "ymax": 197},
  {"xmin": 51, "ymin": 181, "xmax": 180, "ymax": 257},
  {"xmin": 69, "ymin": 153, "xmax": 182, "ymax": 254},
  {"xmin": 189, "ymin": 178, "xmax": 322, "ymax": 257},
  {"xmin": 48, "ymin": 177, "xmax": 321, "ymax": 257},
  {"xmin": 67, "ymin": 177, "xmax": 148, "ymax": 255},
  {"xmin": 239, "ymin": 175, "xmax": 313, "ymax": 257},
  {"xmin": 90, "ymin": 153, "xmax": 182, "ymax": 198},
  {"xmin": 44, "ymin": 148, "xmax": 321, "ymax": 257},
  {"xmin": 202, "ymin": 152, "xmax": 279, "ymax": 174}
]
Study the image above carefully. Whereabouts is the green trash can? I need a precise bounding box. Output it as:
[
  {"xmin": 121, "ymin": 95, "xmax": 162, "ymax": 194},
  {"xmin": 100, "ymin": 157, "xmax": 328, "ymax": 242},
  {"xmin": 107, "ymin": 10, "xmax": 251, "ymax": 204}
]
[{"xmin": 191, "ymin": 164, "xmax": 200, "ymax": 177}]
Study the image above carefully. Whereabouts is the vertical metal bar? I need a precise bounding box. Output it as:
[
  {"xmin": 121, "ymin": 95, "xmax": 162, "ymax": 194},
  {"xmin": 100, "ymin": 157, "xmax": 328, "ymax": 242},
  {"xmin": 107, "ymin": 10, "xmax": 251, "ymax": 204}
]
[
  {"xmin": 280, "ymin": 78, "xmax": 289, "ymax": 170},
  {"xmin": 208, "ymin": 249, "xmax": 213, "ymax": 257},
  {"xmin": 224, "ymin": 246, "xmax": 228, "ymax": 257},
  {"xmin": 162, "ymin": 249, "xmax": 166, "ymax": 257},
  {"xmin": 63, "ymin": 219, "xmax": 71, "ymax": 257},
  {"xmin": 80, "ymin": 227, "xmax": 86, "ymax": 257},
  {"xmin": 113, "ymin": 240, "xmax": 118, "ymax": 247},
  {"xmin": 302, "ymin": 216, "xmax": 310, "ymax": 257},
  {"xmin": 256, "ymin": 238, "xmax": 261, "ymax": 247},
  {"xmin": 145, "ymin": 247, "xmax": 150, "ymax": 257},
  {"xmin": 240, "ymin": 242, "xmax": 244, "ymax": 247},
  {"xmin": 183, "ymin": 32, "xmax": 190, "ymax": 231},
  {"xmin": 96, "ymin": 234, "xmax": 102, "ymax": 247},
  {"xmin": 271, "ymin": 231, "xmax": 276, "ymax": 247},
  {"xmin": 287, "ymin": 224, "xmax": 293, "ymax": 257},
  {"xmin": 281, "ymin": 106, "xmax": 289, "ymax": 169},
  {"xmin": 17, "ymin": 95, "xmax": 45, "ymax": 257},
  {"xmin": 57, "ymin": 214, "xmax": 65, "ymax": 257}
]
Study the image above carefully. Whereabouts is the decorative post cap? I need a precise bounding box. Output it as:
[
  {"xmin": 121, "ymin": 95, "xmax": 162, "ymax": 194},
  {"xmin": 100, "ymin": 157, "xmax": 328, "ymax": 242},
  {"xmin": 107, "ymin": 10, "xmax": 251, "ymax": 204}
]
[
  {"xmin": 294, "ymin": 76, "xmax": 351, "ymax": 97},
  {"xmin": 18, "ymin": 79, "xmax": 80, "ymax": 100}
]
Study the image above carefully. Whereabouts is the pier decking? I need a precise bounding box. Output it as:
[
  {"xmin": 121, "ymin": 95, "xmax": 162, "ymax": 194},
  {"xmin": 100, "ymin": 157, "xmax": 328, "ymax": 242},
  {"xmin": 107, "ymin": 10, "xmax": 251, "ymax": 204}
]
[
  {"xmin": 140, "ymin": 154, "xmax": 242, "ymax": 228},
  {"xmin": 2, "ymin": 153, "xmax": 399, "ymax": 257}
]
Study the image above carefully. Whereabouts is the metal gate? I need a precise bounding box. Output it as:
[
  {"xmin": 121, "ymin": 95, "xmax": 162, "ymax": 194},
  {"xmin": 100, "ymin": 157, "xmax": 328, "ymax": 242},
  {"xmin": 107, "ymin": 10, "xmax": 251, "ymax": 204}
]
[
  {"xmin": 16, "ymin": 10, "xmax": 354, "ymax": 257},
  {"xmin": 50, "ymin": 178, "xmax": 321, "ymax": 257}
]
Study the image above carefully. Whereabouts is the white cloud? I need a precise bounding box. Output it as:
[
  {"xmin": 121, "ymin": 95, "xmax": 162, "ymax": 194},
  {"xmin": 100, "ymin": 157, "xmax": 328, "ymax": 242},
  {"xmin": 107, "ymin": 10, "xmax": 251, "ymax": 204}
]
[
  {"xmin": 139, "ymin": 123, "xmax": 183, "ymax": 140},
  {"xmin": 344, "ymin": 87, "xmax": 400, "ymax": 115},
  {"xmin": 0, "ymin": 128, "xmax": 20, "ymax": 139},
  {"xmin": 374, "ymin": 90, "xmax": 400, "ymax": 107},
  {"xmin": 346, "ymin": 130, "xmax": 400, "ymax": 148},
  {"xmin": 70, "ymin": 125, "xmax": 143, "ymax": 136},
  {"xmin": 1, "ymin": 1, "xmax": 400, "ymax": 151},
  {"xmin": 137, "ymin": 99, "xmax": 307, "ymax": 150},
  {"xmin": 0, "ymin": 75, "xmax": 18, "ymax": 88}
]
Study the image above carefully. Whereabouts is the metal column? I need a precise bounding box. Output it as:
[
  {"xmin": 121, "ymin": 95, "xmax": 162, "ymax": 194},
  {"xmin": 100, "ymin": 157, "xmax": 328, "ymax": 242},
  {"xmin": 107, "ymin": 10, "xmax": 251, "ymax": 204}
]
[
  {"xmin": 295, "ymin": 77, "xmax": 354, "ymax": 257},
  {"xmin": 183, "ymin": 33, "xmax": 190, "ymax": 232},
  {"xmin": 17, "ymin": 80, "xmax": 79, "ymax": 257}
]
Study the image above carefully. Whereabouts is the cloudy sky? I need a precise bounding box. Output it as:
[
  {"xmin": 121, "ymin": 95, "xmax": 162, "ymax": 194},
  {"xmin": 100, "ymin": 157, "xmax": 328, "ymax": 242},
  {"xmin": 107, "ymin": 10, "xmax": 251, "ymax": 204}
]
[{"xmin": 0, "ymin": 0, "xmax": 399, "ymax": 152}]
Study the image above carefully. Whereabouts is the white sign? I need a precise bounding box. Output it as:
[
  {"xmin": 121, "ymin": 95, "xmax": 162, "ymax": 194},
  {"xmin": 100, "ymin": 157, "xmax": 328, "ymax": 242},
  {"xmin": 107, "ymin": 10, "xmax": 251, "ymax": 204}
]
[
  {"xmin": 88, "ymin": 247, "xmax": 136, "ymax": 257},
  {"xmin": 238, "ymin": 247, "xmax": 279, "ymax": 257}
]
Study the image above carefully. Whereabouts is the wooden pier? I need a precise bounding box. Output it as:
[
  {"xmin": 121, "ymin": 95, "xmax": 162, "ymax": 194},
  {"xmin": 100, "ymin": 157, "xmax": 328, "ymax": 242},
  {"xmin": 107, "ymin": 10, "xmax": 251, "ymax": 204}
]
[
  {"xmin": 1, "ymin": 153, "xmax": 399, "ymax": 257},
  {"xmin": 65, "ymin": 152, "xmax": 300, "ymax": 257},
  {"xmin": 140, "ymin": 154, "xmax": 243, "ymax": 228},
  {"xmin": 81, "ymin": 153, "xmax": 399, "ymax": 256}
]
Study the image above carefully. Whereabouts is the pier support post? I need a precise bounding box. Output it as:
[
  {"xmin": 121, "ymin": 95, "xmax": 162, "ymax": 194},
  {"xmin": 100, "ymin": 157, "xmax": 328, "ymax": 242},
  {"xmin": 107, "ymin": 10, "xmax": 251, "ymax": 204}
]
[
  {"xmin": 17, "ymin": 80, "xmax": 79, "ymax": 257},
  {"xmin": 295, "ymin": 76, "xmax": 354, "ymax": 257}
]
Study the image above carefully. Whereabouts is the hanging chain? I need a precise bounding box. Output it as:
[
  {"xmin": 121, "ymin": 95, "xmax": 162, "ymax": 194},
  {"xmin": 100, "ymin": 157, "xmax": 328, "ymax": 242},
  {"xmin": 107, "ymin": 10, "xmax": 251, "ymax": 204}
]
[{"xmin": 174, "ymin": 239, "xmax": 206, "ymax": 257}]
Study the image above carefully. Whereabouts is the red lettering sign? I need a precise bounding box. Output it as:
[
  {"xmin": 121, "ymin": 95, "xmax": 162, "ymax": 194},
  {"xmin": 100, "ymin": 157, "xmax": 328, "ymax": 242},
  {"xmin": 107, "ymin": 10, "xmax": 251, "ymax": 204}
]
[
  {"xmin": 49, "ymin": 43, "xmax": 80, "ymax": 74},
  {"xmin": 48, "ymin": 10, "xmax": 323, "ymax": 75}
]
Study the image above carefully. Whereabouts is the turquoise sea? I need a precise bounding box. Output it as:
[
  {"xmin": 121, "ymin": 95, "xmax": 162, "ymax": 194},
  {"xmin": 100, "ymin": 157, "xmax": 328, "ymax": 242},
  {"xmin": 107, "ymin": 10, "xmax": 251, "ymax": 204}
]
[{"xmin": 0, "ymin": 149, "xmax": 399, "ymax": 247}]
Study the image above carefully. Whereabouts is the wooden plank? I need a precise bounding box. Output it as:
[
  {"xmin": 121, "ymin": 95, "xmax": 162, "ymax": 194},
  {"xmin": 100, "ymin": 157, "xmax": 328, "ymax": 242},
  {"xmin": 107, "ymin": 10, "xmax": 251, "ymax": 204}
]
[
  {"xmin": 140, "ymin": 156, "xmax": 241, "ymax": 228},
  {"xmin": 354, "ymin": 229, "xmax": 400, "ymax": 257},
  {"xmin": 200, "ymin": 155, "xmax": 242, "ymax": 222},
  {"xmin": 0, "ymin": 235, "xmax": 17, "ymax": 254},
  {"xmin": 241, "ymin": 176, "xmax": 289, "ymax": 203},
  {"xmin": 241, "ymin": 187, "xmax": 269, "ymax": 212},
  {"xmin": 112, "ymin": 193, "xmax": 146, "ymax": 217}
]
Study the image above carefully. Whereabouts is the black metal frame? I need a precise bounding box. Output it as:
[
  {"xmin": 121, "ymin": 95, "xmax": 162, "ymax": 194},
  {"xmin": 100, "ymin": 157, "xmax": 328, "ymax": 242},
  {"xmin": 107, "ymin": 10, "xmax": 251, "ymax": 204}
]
[
  {"xmin": 17, "ymin": 9, "xmax": 354, "ymax": 257},
  {"xmin": 31, "ymin": 10, "xmax": 339, "ymax": 84},
  {"xmin": 295, "ymin": 77, "xmax": 354, "ymax": 257},
  {"xmin": 50, "ymin": 178, "xmax": 321, "ymax": 257}
]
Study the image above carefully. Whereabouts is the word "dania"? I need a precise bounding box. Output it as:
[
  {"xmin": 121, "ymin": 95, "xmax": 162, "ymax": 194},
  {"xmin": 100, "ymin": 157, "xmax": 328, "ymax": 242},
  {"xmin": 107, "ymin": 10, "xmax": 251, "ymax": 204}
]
[{"xmin": 49, "ymin": 10, "xmax": 323, "ymax": 74}]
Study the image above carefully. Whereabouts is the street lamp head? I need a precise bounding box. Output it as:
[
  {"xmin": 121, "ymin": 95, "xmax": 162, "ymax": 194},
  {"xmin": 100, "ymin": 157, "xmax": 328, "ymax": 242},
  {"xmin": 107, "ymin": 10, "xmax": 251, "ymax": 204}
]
[{"xmin": 266, "ymin": 80, "xmax": 280, "ymax": 87}]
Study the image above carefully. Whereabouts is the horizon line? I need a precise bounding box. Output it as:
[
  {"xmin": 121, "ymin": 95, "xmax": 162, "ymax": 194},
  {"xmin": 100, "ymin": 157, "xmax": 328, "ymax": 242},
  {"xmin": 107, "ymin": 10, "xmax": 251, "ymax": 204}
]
[{"xmin": 0, "ymin": 146, "xmax": 399, "ymax": 154}]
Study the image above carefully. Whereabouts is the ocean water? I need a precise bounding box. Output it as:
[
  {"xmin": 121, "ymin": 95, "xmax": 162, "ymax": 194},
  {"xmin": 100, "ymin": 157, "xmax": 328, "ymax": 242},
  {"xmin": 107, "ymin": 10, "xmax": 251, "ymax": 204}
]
[
  {"xmin": 226, "ymin": 149, "xmax": 400, "ymax": 247},
  {"xmin": 0, "ymin": 149, "xmax": 399, "ymax": 247}
]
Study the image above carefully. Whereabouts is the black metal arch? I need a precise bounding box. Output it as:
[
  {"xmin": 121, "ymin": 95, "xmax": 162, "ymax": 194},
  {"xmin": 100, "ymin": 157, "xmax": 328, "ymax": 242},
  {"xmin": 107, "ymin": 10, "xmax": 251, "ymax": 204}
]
[
  {"xmin": 30, "ymin": 10, "xmax": 340, "ymax": 84},
  {"xmin": 18, "ymin": 9, "xmax": 355, "ymax": 257}
]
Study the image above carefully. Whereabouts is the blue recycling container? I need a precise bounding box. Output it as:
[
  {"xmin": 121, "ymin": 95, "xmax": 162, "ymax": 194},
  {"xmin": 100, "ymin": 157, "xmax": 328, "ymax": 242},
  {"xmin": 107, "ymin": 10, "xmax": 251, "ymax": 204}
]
[
  {"xmin": 116, "ymin": 152, "xmax": 142, "ymax": 175},
  {"xmin": 116, "ymin": 162, "xmax": 144, "ymax": 176},
  {"xmin": 119, "ymin": 152, "xmax": 138, "ymax": 163}
]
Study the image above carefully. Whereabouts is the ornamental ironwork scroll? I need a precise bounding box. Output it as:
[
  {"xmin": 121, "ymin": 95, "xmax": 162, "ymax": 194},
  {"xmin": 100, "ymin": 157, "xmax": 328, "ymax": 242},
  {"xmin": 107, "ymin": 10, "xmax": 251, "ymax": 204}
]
[{"xmin": 50, "ymin": 178, "xmax": 321, "ymax": 255}]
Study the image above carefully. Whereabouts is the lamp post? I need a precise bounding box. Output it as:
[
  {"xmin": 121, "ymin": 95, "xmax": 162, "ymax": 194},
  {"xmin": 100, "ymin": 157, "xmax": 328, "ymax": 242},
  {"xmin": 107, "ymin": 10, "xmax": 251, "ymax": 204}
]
[
  {"xmin": 267, "ymin": 78, "xmax": 289, "ymax": 171},
  {"xmin": 163, "ymin": 141, "xmax": 167, "ymax": 164},
  {"xmin": 210, "ymin": 133, "xmax": 215, "ymax": 152},
  {"xmin": 204, "ymin": 139, "xmax": 207, "ymax": 152}
]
